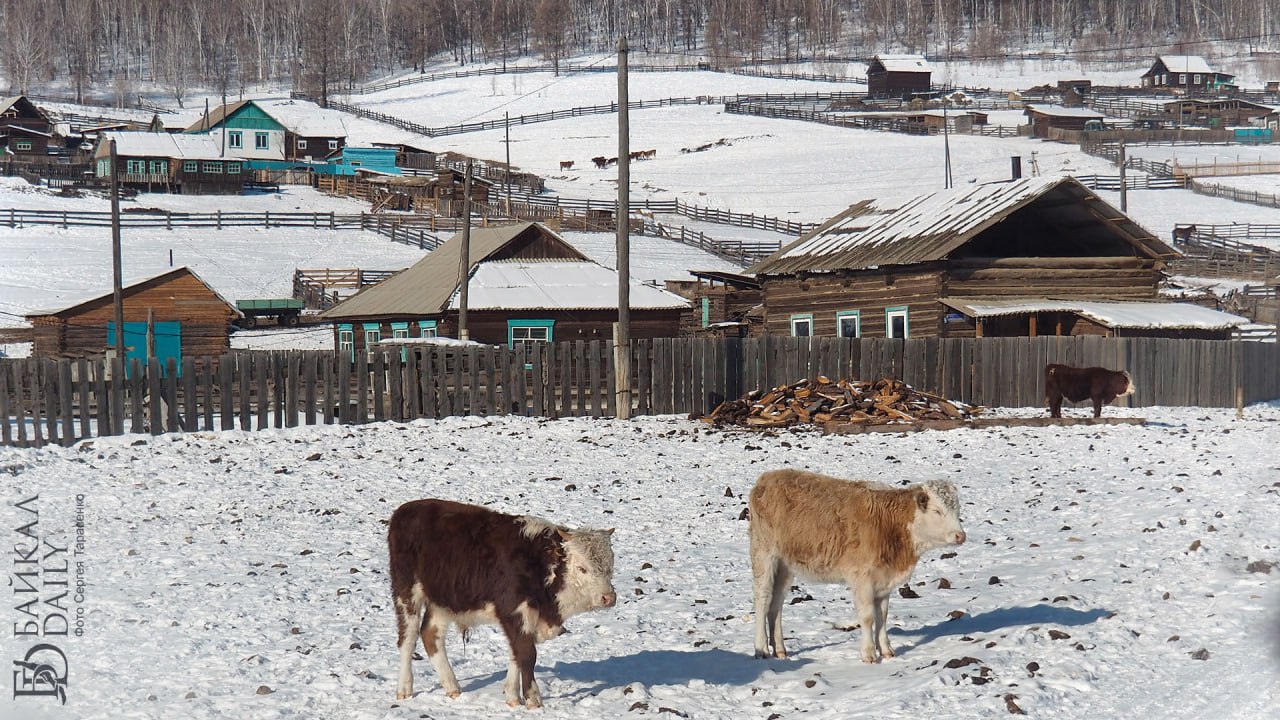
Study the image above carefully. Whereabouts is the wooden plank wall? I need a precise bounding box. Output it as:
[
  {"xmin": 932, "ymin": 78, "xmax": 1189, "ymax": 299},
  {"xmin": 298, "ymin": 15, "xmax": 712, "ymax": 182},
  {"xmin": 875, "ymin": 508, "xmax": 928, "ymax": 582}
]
[{"xmin": 0, "ymin": 338, "xmax": 1277, "ymax": 446}]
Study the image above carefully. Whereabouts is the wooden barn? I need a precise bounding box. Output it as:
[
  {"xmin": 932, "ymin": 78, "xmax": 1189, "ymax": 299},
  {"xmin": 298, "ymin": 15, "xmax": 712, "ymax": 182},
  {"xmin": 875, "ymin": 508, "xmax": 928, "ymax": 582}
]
[
  {"xmin": 747, "ymin": 176, "xmax": 1248, "ymax": 340},
  {"xmin": 1024, "ymin": 104, "xmax": 1105, "ymax": 137},
  {"xmin": 1141, "ymin": 56, "xmax": 1235, "ymax": 92},
  {"xmin": 319, "ymin": 222, "xmax": 689, "ymax": 356},
  {"xmin": 93, "ymin": 131, "xmax": 244, "ymax": 194},
  {"xmin": 0, "ymin": 96, "xmax": 53, "ymax": 158},
  {"xmin": 25, "ymin": 267, "xmax": 240, "ymax": 364},
  {"xmin": 866, "ymin": 54, "xmax": 931, "ymax": 99},
  {"xmin": 372, "ymin": 141, "xmax": 437, "ymax": 170}
]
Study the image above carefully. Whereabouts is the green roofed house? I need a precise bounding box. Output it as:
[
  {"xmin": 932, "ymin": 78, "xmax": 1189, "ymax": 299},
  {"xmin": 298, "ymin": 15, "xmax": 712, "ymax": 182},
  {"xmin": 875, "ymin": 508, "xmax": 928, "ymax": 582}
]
[
  {"xmin": 185, "ymin": 99, "xmax": 348, "ymax": 162},
  {"xmin": 319, "ymin": 222, "xmax": 690, "ymax": 359}
]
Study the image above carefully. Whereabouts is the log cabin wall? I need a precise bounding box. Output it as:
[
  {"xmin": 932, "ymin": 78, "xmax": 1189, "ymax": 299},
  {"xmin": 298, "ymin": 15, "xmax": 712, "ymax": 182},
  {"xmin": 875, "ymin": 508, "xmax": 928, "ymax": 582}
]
[
  {"xmin": 944, "ymin": 258, "xmax": 1160, "ymax": 299},
  {"xmin": 760, "ymin": 267, "xmax": 943, "ymax": 337}
]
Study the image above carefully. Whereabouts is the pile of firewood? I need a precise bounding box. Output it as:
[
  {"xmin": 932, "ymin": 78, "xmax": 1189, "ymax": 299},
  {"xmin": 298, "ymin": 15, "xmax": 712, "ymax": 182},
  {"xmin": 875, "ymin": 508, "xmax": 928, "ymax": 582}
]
[{"xmin": 702, "ymin": 376, "xmax": 982, "ymax": 429}]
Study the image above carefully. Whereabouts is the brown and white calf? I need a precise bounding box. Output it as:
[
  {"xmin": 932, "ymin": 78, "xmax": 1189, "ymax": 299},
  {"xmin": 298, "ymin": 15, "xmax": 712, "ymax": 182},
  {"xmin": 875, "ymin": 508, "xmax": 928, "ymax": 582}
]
[
  {"xmin": 1044, "ymin": 363, "xmax": 1135, "ymax": 418},
  {"xmin": 388, "ymin": 499, "xmax": 617, "ymax": 707},
  {"xmin": 749, "ymin": 469, "xmax": 966, "ymax": 663}
]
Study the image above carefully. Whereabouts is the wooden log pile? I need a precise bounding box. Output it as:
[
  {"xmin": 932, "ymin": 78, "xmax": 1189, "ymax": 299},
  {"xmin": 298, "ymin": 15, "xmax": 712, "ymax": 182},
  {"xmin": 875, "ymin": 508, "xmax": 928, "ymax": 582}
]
[{"xmin": 702, "ymin": 376, "xmax": 982, "ymax": 429}]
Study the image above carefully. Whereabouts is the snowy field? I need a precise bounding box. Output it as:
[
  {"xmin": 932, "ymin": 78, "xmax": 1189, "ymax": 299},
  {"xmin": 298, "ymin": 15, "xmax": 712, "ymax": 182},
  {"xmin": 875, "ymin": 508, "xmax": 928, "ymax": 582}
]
[{"xmin": 3, "ymin": 407, "xmax": 1278, "ymax": 720}]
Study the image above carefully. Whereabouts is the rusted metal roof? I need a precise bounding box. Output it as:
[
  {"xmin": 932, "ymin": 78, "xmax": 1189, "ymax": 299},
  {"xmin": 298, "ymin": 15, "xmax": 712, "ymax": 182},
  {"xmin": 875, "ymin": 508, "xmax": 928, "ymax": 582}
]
[{"xmin": 748, "ymin": 176, "xmax": 1174, "ymax": 277}]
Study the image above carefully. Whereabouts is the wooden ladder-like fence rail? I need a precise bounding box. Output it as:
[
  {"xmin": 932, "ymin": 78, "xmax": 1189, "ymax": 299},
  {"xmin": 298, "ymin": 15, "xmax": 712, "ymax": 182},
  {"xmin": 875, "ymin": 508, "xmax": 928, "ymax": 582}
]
[{"xmin": 2, "ymin": 337, "xmax": 1278, "ymax": 448}]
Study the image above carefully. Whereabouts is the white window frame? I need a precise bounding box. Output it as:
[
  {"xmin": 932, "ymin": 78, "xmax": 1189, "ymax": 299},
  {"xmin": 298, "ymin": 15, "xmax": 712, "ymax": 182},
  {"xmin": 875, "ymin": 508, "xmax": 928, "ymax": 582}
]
[
  {"xmin": 1193, "ymin": 74, "xmax": 1202, "ymax": 85},
  {"xmin": 418, "ymin": 320, "xmax": 438, "ymax": 338},
  {"xmin": 254, "ymin": 132, "xmax": 269, "ymax": 150},
  {"xmin": 338, "ymin": 326, "xmax": 355, "ymax": 361},
  {"xmin": 363, "ymin": 323, "xmax": 382, "ymax": 359},
  {"xmin": 14, "ymin": 140, "xmax": 32, "ymax": 151},
  {"xmin": 790, "ymin": 313, "xmax": 813, "ymax": 337},
  {"xmin": 836, "ymin": 310, "xmax": 861, "ymax": 338},
  {"xmin": 328, "ymin": 139, "xmax": 339, "ymax": 150},
  {"xmin": 886, "ymin": 306, "xmax": 910, "ymax": 338},
  {"xmin": 228, "ymin": 131, "xmax": 243, "ymax": 149},
  {"xmin": 297, "ymin": 139, "xmax": 308, "ymax": 150}
]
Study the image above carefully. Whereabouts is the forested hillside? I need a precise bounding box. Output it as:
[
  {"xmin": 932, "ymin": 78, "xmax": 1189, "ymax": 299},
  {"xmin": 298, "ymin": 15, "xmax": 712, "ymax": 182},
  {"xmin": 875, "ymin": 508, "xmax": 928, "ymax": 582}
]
[{"xmin": 2, "ymin": 0, "xmax": 1276, "ymax": 105}]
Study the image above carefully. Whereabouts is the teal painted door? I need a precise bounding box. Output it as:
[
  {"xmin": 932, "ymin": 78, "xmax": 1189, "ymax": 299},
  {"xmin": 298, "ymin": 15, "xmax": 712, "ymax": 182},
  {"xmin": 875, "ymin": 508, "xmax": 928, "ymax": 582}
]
[{"xmin": 107, "ymin": 321, "xmax": 182, "ymax": 375}]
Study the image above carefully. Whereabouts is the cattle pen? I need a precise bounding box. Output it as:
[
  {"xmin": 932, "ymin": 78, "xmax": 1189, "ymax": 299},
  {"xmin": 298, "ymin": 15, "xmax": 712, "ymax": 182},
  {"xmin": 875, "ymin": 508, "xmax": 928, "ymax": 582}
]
[{"xmin": 0, "ymin": 336, "xmax": 1276, "ymax": 448}]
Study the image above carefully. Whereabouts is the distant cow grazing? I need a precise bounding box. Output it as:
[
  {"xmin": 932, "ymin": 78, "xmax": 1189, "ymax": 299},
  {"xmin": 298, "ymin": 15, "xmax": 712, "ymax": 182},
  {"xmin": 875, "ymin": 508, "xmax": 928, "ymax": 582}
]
[
  {"xmin": 559, "ymin": 160, "xmax": 574, "ymax": 171},
  {"xmin": 749, "ymin": 470, "xmax": 965, "ymax": 663},
  {"xmin": 388, "ymin": 499, "xmax": 617, "ymax": 707},
  {"xmin": 1044, "ymin": 364, "xmax": 1135, "ymax": 418},
  {"xmin": 591, "ymin": 155, "xmax": 609, "ymax": 169}
]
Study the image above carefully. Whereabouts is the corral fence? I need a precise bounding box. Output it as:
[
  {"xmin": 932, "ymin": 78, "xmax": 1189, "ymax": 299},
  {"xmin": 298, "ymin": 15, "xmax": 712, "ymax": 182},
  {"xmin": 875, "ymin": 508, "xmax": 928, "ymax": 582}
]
[
  {"xmin": 1170, "ymin": 223, "xmax": 1280, "ymax": 280},
  {"xmin": 1187, "ymin": 181, "xmax": 1280, "ymax": 210},
  {"xmin": 1073, "ymin": 174, "xmax": 1186, "ymax": 191},
  {"xmin": 2, "ymin": 336, "xmax": 1276, "ymax": 448}
]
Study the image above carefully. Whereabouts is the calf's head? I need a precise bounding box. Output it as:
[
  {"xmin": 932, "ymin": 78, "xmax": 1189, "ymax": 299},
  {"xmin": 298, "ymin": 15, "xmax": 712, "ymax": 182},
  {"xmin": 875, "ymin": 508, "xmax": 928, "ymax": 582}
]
[
  {"xmin": 911, "ymin": 479, "xmax": 966, "ymax": 551},
  {"xmin": 1112, "ymin": 371, "xmax": 1135, "ymax": 399},
  {"xmin": 557, "ymin": 528, "xmax": 617, "ymax": 615}
]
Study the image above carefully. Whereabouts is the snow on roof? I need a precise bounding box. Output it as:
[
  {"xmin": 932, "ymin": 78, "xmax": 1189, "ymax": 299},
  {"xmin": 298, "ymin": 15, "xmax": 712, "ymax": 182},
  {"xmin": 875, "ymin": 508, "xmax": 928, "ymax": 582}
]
[
  {"xmin": 1025, "ymin": 104, "xmax": 1105, "ymax": 119},
  {"xmin": 941, "ymin": 297, "xmax": 1249, "ymax": 330},
  {"xmin": 451, "ymin": 259, "xmax": 691, "ymax": 311},
  {"xmin": 873, "ymin": 54, "xmax": 930, "ymax": 73},
  {"xmin": 26, "ymin": 266, "xmax": 240, "ymax": 318},
  {"xmin": 1158, "ymin": 56, "xmax": 1214, "ymax": 75},
  {"xmin": 100, "ymin": 131, "xmax": 229, "ymax": 160},
  {"xmin": 257, "ymin": 100, "xmax": 349, "ymax": 138}
]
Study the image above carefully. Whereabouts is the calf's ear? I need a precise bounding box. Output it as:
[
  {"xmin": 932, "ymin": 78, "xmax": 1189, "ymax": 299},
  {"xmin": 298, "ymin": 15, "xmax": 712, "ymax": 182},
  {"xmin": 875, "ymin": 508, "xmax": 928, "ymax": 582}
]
[
  {"xmin": 605, "ymin": 528, "xmax": 615, "ymax": 536},
  {"xmin": 916, "ymin": 489, "xmax": 930, "ymax": 511},
  {"xmin": 557, "ymin": 528, "xmax": 573, "ymax": 541}
]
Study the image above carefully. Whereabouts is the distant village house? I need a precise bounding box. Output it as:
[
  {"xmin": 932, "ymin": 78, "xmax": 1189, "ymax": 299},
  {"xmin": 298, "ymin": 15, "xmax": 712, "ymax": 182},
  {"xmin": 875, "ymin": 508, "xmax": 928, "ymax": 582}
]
[
  {"xmin": 866, "ymin": 55, "xmax": 931, "ymax": 99},
  {"xmin": 1141, "ymin": 56, "xmax": 1235, "ymax": 93}
]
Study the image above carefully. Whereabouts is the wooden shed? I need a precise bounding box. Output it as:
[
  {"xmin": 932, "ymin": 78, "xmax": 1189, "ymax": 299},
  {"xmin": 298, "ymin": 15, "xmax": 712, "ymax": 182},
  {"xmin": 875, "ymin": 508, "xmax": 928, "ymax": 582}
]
[
  {"xmin": 318, "ymin": 222, "xmax": 689, "ymax": 356},
  {"xmin": 746, "ymin": 176, "xmax": 1245, "ymax": 340},
  {"xmin": 25, "ymin": 267, "xmax": 240, "ymax": 364},
  {"xmin": 866, "ymin": 55, "xmax": 931, "ymax": 99},
  {"xmin": 664, "ymin": 270, "xmax": 763, "ymax": 337},
  {"xmin": 1024, "ymin": 104, "xmax": 1105, "ymax": 137},
  {"xmin": 1141, "ymin": 56, "xmax": 1235, "ymax": 92},
  {"xmin": 1161, "ymin": 98, "xmax": 1274, "ymax": 127}
]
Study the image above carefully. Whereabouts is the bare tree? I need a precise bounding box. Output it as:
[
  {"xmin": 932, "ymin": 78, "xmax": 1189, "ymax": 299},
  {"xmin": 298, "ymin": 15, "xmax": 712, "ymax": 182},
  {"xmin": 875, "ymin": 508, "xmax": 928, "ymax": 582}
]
[{"xmin": 2, "ymin": 0, "xmax": 52, "ymax": 96}]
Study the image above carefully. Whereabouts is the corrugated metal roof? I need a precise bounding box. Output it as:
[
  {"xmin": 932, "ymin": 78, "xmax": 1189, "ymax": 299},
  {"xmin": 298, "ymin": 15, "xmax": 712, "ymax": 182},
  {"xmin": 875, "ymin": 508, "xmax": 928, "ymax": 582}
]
[
  {"xmin": 453, "ymin": 260, "xmax": 689, "ymax": 311},
  {"xmin": 99, "ymin": 131, "xmax": 229, "ymax": 160},
  {"xmin": 940, "ymin": 297, "xmax": 1248, "ymax": 330},
  {"xmin": 319, "ymin": 222, "xmax": 589, "ymax": 320},
  {"xmin": 748, "ymin": 176, "xmax": 1174, "ymax": 277}
]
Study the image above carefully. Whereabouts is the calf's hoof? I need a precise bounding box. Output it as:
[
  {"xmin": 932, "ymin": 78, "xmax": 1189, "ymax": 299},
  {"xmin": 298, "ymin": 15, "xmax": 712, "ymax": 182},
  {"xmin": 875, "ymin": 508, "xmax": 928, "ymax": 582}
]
[
  {"xmin": 445, "ymin": 691, "xmax": 461, "ymax": 699},
  {"xmin": 395, "ymin": 691, "xmax": 411, "ymax": 700}
]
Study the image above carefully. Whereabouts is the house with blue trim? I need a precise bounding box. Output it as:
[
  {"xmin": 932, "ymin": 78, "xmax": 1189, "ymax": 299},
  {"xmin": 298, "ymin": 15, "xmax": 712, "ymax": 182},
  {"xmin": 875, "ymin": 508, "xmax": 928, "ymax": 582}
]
[
  {"xmin": 317, "ymin": 222, "xmax": 689, "ymax": 358},
  {"xmin": 185, "ymin": 99, "xmax": 348, "ymax": 162}
]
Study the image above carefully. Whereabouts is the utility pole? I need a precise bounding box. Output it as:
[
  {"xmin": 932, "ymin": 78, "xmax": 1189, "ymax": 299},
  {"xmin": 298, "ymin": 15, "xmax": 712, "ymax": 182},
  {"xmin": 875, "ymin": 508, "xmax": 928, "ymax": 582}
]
[
  {"xmin": 1118, "ymin": 140, "xmax": 1128, "ymax": 212},
  {"xmin": 942, "ymin": 95, "xmax": 953, "ymax": 189},
  {"xmin": 504, "ymin": 112, "xmax": 512, "ymax": 215},
  {"xmin": 614, "ymin": 35, "xmax": 632, "ymax": 420},
  {"xmin": 110, "ymin": 138, "xmax": 125, "ymax": 362},
  {"xmin": 457, "ymin": 160, "xmax": 473, "ymax": 341}
]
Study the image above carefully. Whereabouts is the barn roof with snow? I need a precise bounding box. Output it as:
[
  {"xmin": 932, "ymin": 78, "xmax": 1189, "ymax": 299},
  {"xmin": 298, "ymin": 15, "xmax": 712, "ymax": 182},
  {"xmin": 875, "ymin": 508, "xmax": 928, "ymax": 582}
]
[
  {"xmin": 869, "ymin": 54, "xmax": 930, "ymax": 73},
  {"xmin": 748, "ymin": 176, "xmax": 1174, "ymax": 277}
]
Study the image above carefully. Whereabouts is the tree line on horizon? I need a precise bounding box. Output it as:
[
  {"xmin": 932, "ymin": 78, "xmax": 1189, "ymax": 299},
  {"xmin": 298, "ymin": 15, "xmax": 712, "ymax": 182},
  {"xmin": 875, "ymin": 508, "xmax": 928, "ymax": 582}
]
[{"xmin": 2, "ymin": 0, "xmax": 1275, "ymax": 106}]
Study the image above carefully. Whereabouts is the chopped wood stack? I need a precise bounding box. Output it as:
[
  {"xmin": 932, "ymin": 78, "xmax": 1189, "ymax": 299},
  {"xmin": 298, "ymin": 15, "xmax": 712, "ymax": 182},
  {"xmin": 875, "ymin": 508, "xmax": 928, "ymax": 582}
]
[{"xmin": 702, "ymin": 376, "xmax": 982, "ymax": 429}]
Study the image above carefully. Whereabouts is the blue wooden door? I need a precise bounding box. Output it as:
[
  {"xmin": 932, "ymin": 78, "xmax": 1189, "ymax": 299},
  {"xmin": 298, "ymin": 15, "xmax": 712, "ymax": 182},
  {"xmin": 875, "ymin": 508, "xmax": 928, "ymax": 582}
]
[{"xmin": 107, "ymin": 321, "xmax": 182, "ymax": 375}]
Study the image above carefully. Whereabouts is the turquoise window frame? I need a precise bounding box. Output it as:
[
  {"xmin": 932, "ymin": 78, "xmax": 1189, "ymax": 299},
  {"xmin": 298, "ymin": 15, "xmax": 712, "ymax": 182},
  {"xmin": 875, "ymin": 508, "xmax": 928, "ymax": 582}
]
[
  {"xmin": 202, "ymin": 161, "xmax": 222, "ymax": 174},
  {"xmin": 226, "ymin": 162, "xmax": 241, "ymax": 174},
  {"xmin": 417, "ymin": 320, "xmax": 438, "ymax": 338},
  {"xmin": 126, "ymin": 159, "xmax": 145, "ymax": 174},
  {"xmin": 701, "ymin": 297, "xmax": 710, "ymax": 327},
  {"xmin": 337, "ymin": 324, "xmax": 354, "ymax": 362},
  {"xmin": 148, "ymin": 160, "xmax": 167, "ymax": 174},
  {"xmin": 390, "ymin": 322, "xmax": 409, "ymax": 361},
  {"xmin": 182, "ymin": 160, "xmax": 197, "ymax": 173},
  {"xmin": 228, "ymin": 131, "xmax": 243, "ymax": 149},
  {"xmin": 254, "ymin": 132, "xmax": 269, "ymax": 150},
  {"xmin": 789, "ymin": 313, "xmax": 813, "ymax": 337},
  {"xmin": 886, "ymin": 306, "xmax": 910, "ymax": 338},
  {"xmin": 836, "ymin": 310, "xmax": 861, "ymax": 338},
  {"xmin": 508, "ymin": 319, "xmax": 554, "ymax": 347},
  {"xmin": 362, "ymin": 323, "xmax": 382, "ymax": 358}
]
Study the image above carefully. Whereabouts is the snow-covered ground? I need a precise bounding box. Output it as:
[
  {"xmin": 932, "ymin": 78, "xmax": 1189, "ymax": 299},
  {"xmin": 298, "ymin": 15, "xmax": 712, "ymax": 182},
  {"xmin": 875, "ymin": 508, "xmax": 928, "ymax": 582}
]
[{"xmin": 3, "ymin": 407, "xmax": 1278, "ymax": 720}]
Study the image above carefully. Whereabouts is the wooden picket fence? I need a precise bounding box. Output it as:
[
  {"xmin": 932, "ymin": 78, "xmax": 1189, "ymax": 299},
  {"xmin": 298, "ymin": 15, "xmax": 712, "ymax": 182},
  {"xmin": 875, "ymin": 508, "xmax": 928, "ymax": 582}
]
[{"xmin": 1, "ymin": 337, "xmax": 1277, "ymax": 447}]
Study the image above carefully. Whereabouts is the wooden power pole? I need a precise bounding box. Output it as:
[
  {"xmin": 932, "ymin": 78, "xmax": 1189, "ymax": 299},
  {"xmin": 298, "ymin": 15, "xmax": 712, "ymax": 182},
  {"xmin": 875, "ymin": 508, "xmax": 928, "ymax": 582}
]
[
  {"xmin": 457, "ymin": 159, "xmax": 473, "ymax": 341},
  {"xmin": 614, "ymin": 35, "xmax": 632, "ymax": 419},
  {"xmin": 110, "ymin": 138, "xmax": 125, "ymax": 361}
]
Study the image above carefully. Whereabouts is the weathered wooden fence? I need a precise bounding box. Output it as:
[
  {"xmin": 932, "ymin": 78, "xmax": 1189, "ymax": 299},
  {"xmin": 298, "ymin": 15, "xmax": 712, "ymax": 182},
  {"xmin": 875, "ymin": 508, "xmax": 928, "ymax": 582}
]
[{"xmin": 2, "ymin": 337, "xmax": 1277, "ymax": 447}]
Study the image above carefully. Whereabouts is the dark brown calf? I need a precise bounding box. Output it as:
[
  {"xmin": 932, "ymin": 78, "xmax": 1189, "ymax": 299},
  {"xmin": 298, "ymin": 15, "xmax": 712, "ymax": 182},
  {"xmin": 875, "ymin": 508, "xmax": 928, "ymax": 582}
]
[
  {"xmin": 1045, "ymin": 364, "xmax": 1135, "ymax": 418},
  {"xmin": 389, "ymin": 499, "xmax": 616, "ymax": 707}
]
